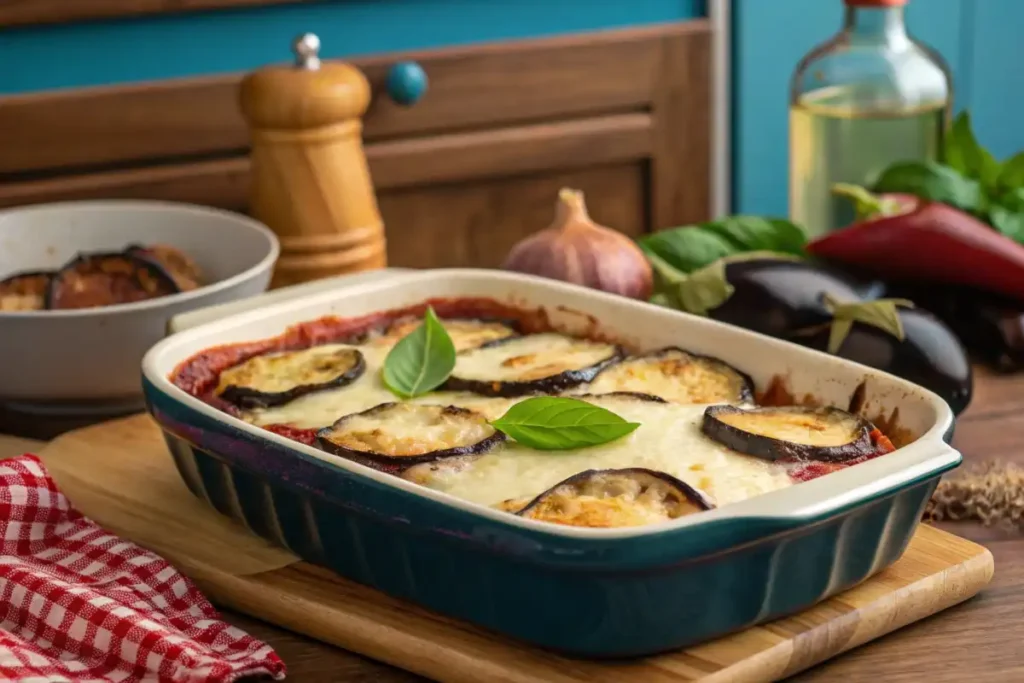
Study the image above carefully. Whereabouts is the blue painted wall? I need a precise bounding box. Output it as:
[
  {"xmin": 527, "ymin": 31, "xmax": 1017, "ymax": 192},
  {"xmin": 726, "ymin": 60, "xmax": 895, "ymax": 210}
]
[
  {"xmin": 0, "ymin": 0, "xmax": 705, "ymax": 94},
  {"xmin": 732, "ymin": 0, "xmax": 1024, "ymax": 216}
]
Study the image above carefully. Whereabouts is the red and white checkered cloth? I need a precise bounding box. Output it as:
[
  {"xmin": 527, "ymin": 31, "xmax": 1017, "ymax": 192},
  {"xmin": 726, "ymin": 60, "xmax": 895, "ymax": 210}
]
[{"xmin": 0, "ymin": 454, "xmax": 286, "ymax": 683}]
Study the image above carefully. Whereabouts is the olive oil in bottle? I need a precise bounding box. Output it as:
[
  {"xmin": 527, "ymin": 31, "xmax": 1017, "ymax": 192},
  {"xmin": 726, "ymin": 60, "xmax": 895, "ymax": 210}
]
[
  {"xmin": 789, "ymin": 0, "xmax": 951, "ymax": 237},
  {"xmin": 791, "ymin": 94, "xmax": 945, "ymax": 234}
]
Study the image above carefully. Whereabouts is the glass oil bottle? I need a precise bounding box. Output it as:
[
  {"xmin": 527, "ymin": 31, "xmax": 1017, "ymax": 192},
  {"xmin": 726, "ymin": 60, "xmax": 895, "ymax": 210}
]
[{"xmin": 789, "ymin": 0, "xmax": 952, "ymax": 237}]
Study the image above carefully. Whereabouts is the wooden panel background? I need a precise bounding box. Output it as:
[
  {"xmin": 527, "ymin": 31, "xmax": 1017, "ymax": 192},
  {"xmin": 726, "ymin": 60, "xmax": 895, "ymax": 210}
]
[
  {"xmin": 0, "ymin": 22, "xmax": 711, "ymax": 258},
  {"xmin": 0, "ymin": 0, "xmax": 316, "ymax": 28},
  {"xmin": 382, "ymin": 164, "xmax": 647, "ymax": 269},
  {"xmin": 0, "ymin": 23, "xmax": 698, "ymax": 176}
]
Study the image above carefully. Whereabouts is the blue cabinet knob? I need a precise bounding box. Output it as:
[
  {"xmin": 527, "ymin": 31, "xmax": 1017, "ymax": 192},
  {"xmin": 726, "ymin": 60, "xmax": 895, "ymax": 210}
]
[{"xmin": 385, "ymin": 61, "xmax": 428, "ymax": 106}]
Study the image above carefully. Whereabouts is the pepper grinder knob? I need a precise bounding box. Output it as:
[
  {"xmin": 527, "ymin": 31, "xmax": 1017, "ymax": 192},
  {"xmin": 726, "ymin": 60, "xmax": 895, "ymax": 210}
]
[
  {"xmin": 239, "ymin": 33, "xmax": 387, "ymax": 288},
  {"xmin": 292, "ymin": 32, "xmax": 321, "ymax": 70}
]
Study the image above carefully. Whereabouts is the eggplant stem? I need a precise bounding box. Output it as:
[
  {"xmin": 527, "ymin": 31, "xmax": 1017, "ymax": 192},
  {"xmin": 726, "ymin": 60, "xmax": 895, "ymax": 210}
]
[
  {"xmin": 820, "ymin": 291, "xmax": 848, "ymax": 312},
  {"xmin": 831, "ymin": 183, "xmax": 909, "ymax": 221},
  {"xmin": 831, "ymin": 183, "xmax": 889, "ymax": 221}
]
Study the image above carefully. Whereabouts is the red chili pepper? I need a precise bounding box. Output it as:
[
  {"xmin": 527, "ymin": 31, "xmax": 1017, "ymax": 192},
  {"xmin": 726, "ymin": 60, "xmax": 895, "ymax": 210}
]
[{"xmin": 808, "ymin": 186, "xmax": 1024, "ymax": 301}]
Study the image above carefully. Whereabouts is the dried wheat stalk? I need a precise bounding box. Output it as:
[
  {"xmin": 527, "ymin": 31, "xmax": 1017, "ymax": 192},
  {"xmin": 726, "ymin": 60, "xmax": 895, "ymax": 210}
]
[{"xmin": 925, "ymin": 460, "xmax": 1024, "ymax": 529}]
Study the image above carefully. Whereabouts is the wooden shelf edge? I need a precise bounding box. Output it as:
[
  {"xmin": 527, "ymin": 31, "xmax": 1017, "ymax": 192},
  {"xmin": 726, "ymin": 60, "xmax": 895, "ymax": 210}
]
[{"xmin": 0, "ymin": 112, "xmax": 653, "ymax": 210}]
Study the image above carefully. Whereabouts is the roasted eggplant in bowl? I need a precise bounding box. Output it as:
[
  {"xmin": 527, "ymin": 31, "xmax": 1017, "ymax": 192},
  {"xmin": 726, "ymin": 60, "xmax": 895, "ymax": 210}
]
[
  {"xmin": 143, "ymin": 268, "xmax": 960, "ymax": 657},
  {"xmin": 0, "ymin": 200, "xmax": 278, "ymax": 407}
]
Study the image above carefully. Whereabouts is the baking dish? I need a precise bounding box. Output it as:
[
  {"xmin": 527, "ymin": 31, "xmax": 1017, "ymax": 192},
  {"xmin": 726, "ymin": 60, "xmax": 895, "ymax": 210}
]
[{"xmin": 141, "ymin": 268, "xmax": 961, "ymax": 658}]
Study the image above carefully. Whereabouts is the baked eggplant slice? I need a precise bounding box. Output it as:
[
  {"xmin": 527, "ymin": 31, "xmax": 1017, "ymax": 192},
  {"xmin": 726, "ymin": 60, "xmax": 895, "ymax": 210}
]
[
  {"xmin": 46, "ymin": 251, "xmax": 180, "ymax": 309},
  {"xmin": 375, "ymin": 316, "xmax": 518, "ymax": 352},
  {"xmin": 0, "ymin": 270, "xmax": 51, "ymax": 311},
  {"xmin": 586, "ymin": 347, "xmax": 754, "ymax": 404},
  {"xmin": 401, "ymin": 454, "xmax": 480, "ymax": 487},
  {"xmin": 446, "ymin": 333, "xmax": 623, "ymax": 396},
  {"xmin": 702, "ymin": 404, "xmax": 878, "ymax": 463},
  {"xmin": 126, "ymin": 244, "xmax": 204, "ymax": 291},
  {"xmin": 572, "ymin": 391, "xmax": 668, "ymax": 404},
  {"xmin": 218, "ymin": 346, "xmax": 365, "ymax": 409},
  {"xmin": 517, "ymin": 468, "xmax": 714, "ymax": 528},
  {"xmin": 317, "ymin": 403, "xmax": 505, "ymax": 469}
]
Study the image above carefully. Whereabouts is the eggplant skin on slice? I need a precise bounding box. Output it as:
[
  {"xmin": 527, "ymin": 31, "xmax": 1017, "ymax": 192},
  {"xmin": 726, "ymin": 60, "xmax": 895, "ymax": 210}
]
[
  {"xmin": 46, "ymin": 251, "xmax": 180, "ymax": 310},
  {"xmin": 316, "ymin": 402, "xmax": 505, "ymax": 470},
  {"xmin": 586, "ymin": 347, "xmax": 754, "ymax": 404},
  {"xmin": 0, "ymin": 271, "xmax": 52, "ymax": 312},
  {"xmin": 571, "ymin": 391, "xmax": 668, "ymax": 404},
  {"xmin": 126, "ymin": 244, "xmax": 204, "ymax": 291},
  {"xmin": 376, "ymin": 317, "xmax": 519, "ymax": 352},
  {"xmin": 702, "ymin": 404, "xmax": 879, "ymax": 463},
  {"xmin": 516, "ymin": 468, "xmax": 714, "ymax": 528},
  {"xmin": 218, "ymin": 346, "xmax": 366, "ymax": 409},
  {"xmin": 445, "ymin": 333, "xmax": 624, "ymax": 397}
]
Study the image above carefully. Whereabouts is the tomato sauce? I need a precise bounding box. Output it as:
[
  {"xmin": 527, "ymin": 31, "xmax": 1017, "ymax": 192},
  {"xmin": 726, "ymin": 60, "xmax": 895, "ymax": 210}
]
[
  {"xmin": 171, "ymin": 297, "xmax": 552, "ymax": 397},
  {"xmin": 264, "ymin": 424, "xmax": 318, "ymax": 446},
  {"xmin": 788, "ymin": 428, "xmax": 896, "ymax": 482},
  {"xmin": 171, "ymin": 296, "xmax": 904, "ymax": 487}
]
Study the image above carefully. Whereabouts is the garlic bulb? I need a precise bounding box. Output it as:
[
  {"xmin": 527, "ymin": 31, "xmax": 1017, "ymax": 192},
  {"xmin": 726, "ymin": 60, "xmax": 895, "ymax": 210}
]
[{"xmin": 502, "ymin": 188, "xmax": 654, "ymax": 300}]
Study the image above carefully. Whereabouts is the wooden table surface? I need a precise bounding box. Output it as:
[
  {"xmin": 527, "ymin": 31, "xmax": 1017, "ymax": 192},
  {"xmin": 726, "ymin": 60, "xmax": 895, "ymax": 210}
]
[{"xmin": 2, "ymin": 366, "xmax": 1023, "ymax": 682}]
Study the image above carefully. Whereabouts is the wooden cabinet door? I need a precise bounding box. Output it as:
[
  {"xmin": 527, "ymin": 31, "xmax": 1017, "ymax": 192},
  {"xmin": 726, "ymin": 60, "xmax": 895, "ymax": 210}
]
[
  {"xmin": 0, "ymin": 22, "xmax": 711, "ymax": 269},
  {"xmin": 381, "ymin": 164, "xmax": 645, "ymax": 269}
]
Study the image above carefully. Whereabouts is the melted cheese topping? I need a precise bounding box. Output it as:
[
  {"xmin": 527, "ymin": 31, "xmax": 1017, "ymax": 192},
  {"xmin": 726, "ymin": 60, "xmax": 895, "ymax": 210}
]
[
  {"xmin": 583, "ymin": 349, "xmax": 748, "ymax": 404},
  {"xmin": 370, "ymin": 318, "xmax": 517, "ymax": 352},
  {"xmin": 0, "ymin": 293, "xmax": 43, "ymax": 311},
  {"xmin": 0, "ymin": 273, "xmax": 49, "ymax": 312},
  {"xmin": 321, "ymin": 404, "xmax": 497, "ymax": 457},
  {"xmin": 519, "ymin": 471, "xmax": 706, "ymax": 528},
  {"xmin": 218, "ymin": 345, "xmax": 362, "ymax": 395},
  {"xmin": 402, "ymin": 400, "xmax": 791, "ymax": 508},
  {"xmin": 453, "ymin": 333, "xmax": 617, "ymax": 383},
  {"xmin": 229, "ymin": 323, "xmax": 799, "ymax": 525},
  {"xmin": 717, "ymin": 408, "xmax": 860, "ymax": 447},
  {"xmin": 247, "ymin": 343, "xmax": 526, "ymax": 428}
]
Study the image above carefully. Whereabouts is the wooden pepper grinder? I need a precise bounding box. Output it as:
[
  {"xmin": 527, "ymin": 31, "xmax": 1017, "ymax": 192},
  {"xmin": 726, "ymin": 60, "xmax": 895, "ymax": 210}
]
[{"xmin": 239, "ymin": 33, "xmax": 387, "ymax": 288}]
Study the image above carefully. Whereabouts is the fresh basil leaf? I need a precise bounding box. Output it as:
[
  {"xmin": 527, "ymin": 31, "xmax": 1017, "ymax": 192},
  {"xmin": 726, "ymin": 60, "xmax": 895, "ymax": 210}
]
[
  {"xmin": 699, "ymin": 216, "xmax": 807, "ymax": 256},
  {"xmin": 381, "ymin": 306, "xmax": 456, "ymax": 398},
  {"xmin": 638, "ymin": 228, "xmax": 735, "ymax": 274},
  {"xmin": 997, "ymin": 152, "xmax": 1024, "ymax": 190},
  {"xmin": 988, "ymin": 203, "xmax": 1024, "ymax": 243},
  {"xmin": 639, "ymin": 216, "xmax": 806, "ymax": 276},
  {"xmin": 998, "ymin": 186, "xmax": 1024, "ymax": 212},
  {"xmin": 982, "ymin": 186, "xmax": 1024, "ymax": 242},
  {"xmin": 944, "ymin": 111, "xmax": 1002, "ymax": 188},
  {"xmin": 872, "ymin": 161, "xmax": 983, "ymax": 213},
  {"xmin": 490, "ymin": 397, "xmax": 640, "ymax": 450}
]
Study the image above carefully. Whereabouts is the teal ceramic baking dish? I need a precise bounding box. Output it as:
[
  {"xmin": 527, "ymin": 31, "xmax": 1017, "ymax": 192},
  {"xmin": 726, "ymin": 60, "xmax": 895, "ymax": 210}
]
[{"xmin": 141, "ymin": 269, "xmax": 961, "ymax": 658}]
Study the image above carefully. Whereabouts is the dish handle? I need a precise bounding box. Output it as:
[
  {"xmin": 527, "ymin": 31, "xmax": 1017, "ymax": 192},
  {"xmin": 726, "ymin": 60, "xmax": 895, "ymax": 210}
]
[{"xmin": 166, "ymin": 268, "xmax": 413, "ymax": 335}]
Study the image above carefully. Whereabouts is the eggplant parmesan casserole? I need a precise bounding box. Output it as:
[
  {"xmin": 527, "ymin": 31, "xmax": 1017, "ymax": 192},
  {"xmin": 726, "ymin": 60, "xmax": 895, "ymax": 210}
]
[
  {"xmin": 0, "ymin": 244, "xmax": 204, "ymax": 312},
  {"xmin": 172, "ymin": 299, "xmax": 897, "ymax": 530}
]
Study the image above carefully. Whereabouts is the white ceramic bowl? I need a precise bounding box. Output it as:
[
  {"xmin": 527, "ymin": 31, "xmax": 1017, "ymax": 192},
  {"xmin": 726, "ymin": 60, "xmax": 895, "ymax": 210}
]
[{"xmin": 0, "ymin": 200, "xmax": 279, "ymax": 407}]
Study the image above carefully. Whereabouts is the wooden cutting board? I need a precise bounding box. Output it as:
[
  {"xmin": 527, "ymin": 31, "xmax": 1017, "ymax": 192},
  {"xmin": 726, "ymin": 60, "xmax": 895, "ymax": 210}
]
[{"xmin": 30, "ymin": 414, "xmax": 993, "ymax": 683}]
